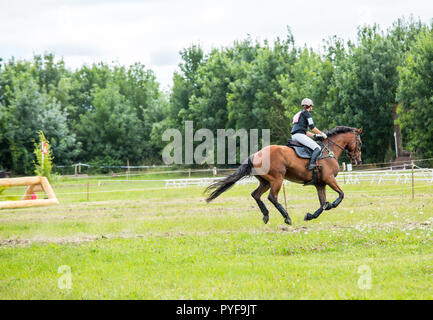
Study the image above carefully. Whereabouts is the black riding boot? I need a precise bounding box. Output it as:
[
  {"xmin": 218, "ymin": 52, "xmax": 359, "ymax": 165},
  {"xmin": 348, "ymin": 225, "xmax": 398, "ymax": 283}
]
[{"xmin": 307, "ymin": 147, "xmax": 321, "ymax": 170}]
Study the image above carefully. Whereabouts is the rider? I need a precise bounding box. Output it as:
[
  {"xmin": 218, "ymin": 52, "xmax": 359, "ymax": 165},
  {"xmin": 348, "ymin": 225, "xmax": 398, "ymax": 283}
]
[{"xmin": 291, "ymin": 98, "xmax": 327, "ymax": 170}]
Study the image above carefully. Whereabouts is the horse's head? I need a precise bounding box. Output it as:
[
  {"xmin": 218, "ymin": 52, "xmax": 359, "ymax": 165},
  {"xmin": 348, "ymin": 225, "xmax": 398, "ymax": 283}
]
[
  {"xmin": 346, "ymin": 128, "xmax": 363, "ymax": 165},
  {"xmin": 324, "ymin": 126, "xmax": 363, "ymax": 165}
]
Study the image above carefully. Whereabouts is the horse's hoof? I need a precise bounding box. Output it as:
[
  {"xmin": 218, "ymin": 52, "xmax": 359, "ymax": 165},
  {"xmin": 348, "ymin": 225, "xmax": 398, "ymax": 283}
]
[
  {"xmin": 284, "ymin": 217, "xmax": 292, "ymax": 225},
  {"xmin": 304, "ymin": 213, "xmax": 313, "ymax": 221},
  {"xmin": 263, "ymin": 215, "xmax": 269, "ymax": 224}
]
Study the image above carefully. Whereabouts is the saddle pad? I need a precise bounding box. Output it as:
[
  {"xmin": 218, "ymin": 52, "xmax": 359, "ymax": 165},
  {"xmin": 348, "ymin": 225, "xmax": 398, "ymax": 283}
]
[
  {"xmin": 286, "ymin": 140, "xmax": 322, "ymax": 159},
  {"xmin": 288, "ymin": 145, "xmax": 313, "ymax": 159}
]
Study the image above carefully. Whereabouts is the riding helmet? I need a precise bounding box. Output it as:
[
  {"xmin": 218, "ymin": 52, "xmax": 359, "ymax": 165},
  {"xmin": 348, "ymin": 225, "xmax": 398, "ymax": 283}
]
[{"xmin": 301, "ymin": 98, "xmax": 313, "ymax": 107}]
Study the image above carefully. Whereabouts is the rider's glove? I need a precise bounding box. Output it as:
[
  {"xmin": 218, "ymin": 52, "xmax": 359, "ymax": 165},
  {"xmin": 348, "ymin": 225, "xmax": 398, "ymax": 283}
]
[
  {"xmin": 321, "ymin": 133, "xmax": 327, "ymax": 139},
  {"xmin": 314, "ymin": 133, "xmax": 326, "ymax": 140}
]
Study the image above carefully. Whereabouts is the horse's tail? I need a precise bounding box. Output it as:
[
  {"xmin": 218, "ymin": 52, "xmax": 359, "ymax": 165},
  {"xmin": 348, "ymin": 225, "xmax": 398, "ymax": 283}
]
[{"xmin": 205, "ymin": 156, "xmax": 253, "ymax": 203}]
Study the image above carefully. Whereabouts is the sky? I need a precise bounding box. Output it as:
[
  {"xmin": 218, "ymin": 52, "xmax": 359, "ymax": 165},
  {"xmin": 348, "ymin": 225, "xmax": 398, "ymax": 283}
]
[{"xmin": 0, "ymin": 0, "xmax": 432, "ymax": 90}]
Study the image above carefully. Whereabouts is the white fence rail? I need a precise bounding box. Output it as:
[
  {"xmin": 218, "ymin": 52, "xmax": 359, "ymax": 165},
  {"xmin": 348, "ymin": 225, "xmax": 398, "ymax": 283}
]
[
  {"xmin": 163, "ymin": 168, "xmax": 433, "ymax": 188},
  {"xmin": 164, "ymin": 176, "xmax": 258, "ymax": 188},
  {"xmin": 336, "ymin": 168, "xmax": 433, "ymax": 184}
]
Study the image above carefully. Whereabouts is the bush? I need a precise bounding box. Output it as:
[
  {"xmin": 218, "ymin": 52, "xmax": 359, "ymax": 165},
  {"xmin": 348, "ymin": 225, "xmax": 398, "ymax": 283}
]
[{"xmin": 33, "ymin": 131, "xmax": 53, "ymax": 181}]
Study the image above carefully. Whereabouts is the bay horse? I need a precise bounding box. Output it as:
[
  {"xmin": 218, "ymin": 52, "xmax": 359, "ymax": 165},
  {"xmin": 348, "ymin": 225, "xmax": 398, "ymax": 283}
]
[{"xmin": 205, "ymin": 126, "xmax": 362, "ymax": 224}]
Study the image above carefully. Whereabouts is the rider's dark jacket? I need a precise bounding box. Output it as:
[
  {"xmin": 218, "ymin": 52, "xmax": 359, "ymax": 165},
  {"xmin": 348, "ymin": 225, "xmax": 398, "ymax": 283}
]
[{"xmin": 291, "ymin": 110, "xmax": 315, "ymax": 135}]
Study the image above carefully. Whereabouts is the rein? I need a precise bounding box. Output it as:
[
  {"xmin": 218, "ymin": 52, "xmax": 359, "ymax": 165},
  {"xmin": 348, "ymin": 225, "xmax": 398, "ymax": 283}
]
[
  {"xmin": 326, "ymin": 137, "xmax": 346, "ymax": 154},
  {"xmin": 320, "ymin": 141, "xmax": 336, "ymax": 160},
  {"xmin": 324, "ymin": 132, "xmax": 360, "ymax": 161}
]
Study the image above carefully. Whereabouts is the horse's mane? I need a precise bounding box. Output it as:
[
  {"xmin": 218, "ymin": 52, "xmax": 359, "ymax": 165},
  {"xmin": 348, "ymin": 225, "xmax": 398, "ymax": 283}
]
[{"xmin": 324, "ymin": 126, "xmax": 356, "ymax": 137}]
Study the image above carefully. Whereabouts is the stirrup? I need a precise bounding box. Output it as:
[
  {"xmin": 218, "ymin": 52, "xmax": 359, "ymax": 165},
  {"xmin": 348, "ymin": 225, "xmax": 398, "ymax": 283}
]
[
  {"xmin": 307, "ymin": 159, "xmax": 319, "ymax": 170},
  {"xmin": 307, "ymin": 163, "xmax": 317, "ymax": 170}
]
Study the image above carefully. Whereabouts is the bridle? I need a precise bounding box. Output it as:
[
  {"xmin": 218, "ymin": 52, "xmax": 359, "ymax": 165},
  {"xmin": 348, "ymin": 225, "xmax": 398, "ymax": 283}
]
[{"xmin": 325, "ymin": 131, "xmax": 361, "ymax": 163}]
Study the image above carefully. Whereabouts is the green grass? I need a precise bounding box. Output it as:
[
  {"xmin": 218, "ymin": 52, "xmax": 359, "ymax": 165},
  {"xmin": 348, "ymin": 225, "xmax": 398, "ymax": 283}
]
[{"xmin": 0, "ymin": 176, "xmax": 432, "ymax": 299}]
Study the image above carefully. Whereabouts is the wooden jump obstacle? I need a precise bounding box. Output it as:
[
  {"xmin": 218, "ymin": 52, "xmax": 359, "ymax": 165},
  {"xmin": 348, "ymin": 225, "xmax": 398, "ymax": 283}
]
[{"xmin": 0, "ymin": 176, "xmax": 59, "ymax": 209}]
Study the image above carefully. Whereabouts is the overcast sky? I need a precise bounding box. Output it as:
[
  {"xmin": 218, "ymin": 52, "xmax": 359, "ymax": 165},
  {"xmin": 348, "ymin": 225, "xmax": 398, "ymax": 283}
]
[{"xmin": 0, "ymin": 0, "xmax": 432, "ymax": 90}]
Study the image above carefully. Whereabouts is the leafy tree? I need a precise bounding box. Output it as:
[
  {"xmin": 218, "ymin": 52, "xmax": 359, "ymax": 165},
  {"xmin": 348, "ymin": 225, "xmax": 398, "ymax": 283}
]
[
  {"xmin": 115, "ymin": 63, "xmax": 161, "ymax": 123},
  {"xmin": 396, "ymin": 28, "xmax": 433, "ymax": 158},
  {"xmin": 278, "ymin": 47, "xmax": 334, "ymax": 132},
  {"xmin": 33, "ymin": 53, "xmax": 69, "ymax": 95},
  {"xmin": 227, "ymin": 35, "xmax": 297, "ymax": 144},
  {"xmin": 76, "ymin": 84, "xmax": 143, "ymax": 164},
  {"xmin": 0, "ymin": 103, "xmax": 9, "ymax": 169},
  {"xmin": 169, "ymin": 45, "xmax": 204, "ymax": 128},
  {"xmin": 65, "ymin": 62, "xmax": 113, "ymax": 124},
  {"xmin": 188, "ymin": 49, "xmax": 232, "ymax": 130},
  {"xmin": 4, "ymin": 72, "xmax": 77, "ymax": 174},
  {"xmin": 326, "ymin": 25, "xmax": 401, "ymax": 163}
]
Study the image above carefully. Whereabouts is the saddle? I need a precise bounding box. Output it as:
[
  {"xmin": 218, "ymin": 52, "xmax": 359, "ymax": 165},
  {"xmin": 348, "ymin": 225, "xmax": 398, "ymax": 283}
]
[
  {"xmin": 285, "ymin": 140, "xmax": 323, "ymax": 159},
  {"xmin": 285, "ymin": 140, "xmax": 323, "ymax": 186}
]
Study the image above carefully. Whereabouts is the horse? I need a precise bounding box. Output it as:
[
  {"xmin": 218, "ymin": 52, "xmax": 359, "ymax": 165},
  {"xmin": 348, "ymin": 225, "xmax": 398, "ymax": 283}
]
[
  {"xmin": 205, "ymin": 126, "xmax": 362, "ymax": 224},
  {"xmin": 0, "ymin": 170, "xmax": 11, "ymax": 178}
]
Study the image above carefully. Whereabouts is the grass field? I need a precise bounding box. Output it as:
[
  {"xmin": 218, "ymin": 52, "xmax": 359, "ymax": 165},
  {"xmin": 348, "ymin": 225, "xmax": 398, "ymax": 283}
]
[{"xmin": 0, "ymin": 173, "xmax": 433, "ymax": 299}]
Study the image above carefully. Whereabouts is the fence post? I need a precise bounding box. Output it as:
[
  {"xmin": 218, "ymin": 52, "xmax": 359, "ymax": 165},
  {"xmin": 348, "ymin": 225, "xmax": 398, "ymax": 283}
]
[
  {"xmin": 343, "ymin": 162, "xmax": 347, "ymax": 184},
  {"xmin": 126, "ymin": 159, "xmax": 130, "ymax": 180},
  {"xmin": 411, "ymin": 160, "xmax": 414, "ymax": 200},
  {"xmin": 87, "ymin": 181, "xmax": 90, "ymax": 202}
]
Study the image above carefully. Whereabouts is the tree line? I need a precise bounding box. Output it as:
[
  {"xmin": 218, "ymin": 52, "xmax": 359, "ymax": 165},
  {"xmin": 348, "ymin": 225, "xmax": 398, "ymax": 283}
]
[{"xmin": 1, "ymin": 17, "xmax": 432, "ymax": 174}]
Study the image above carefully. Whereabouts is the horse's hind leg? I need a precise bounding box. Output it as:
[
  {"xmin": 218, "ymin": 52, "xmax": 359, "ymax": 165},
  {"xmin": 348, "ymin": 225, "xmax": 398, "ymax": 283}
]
[
  {"xmin": 304, "ymin": 185, "xmax": 327, "ymax": 221},
  {"xmin": 251, "ymin": 177, "xmax": 271, "ymax": 224},
  {"xmin": 267, "ymin": 178, "xmax": 292, "ymax": 225}
]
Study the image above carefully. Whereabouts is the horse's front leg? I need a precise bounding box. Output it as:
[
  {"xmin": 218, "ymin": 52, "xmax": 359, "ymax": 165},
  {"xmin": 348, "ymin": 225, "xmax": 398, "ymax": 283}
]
[
  {"xmin": 304, "ymin": 185, "xmax": 327, "ymax": 221},
  {"xmin": 325, "ymin": 175, "xmax": 344, "ymax": 210}
]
